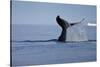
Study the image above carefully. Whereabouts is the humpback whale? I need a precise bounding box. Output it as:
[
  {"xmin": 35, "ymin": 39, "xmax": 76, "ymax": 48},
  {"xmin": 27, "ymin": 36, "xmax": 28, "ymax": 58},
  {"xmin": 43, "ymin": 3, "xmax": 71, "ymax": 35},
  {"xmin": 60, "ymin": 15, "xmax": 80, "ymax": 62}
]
[{"xmin": 56, "ymin": 15, "xmax": 85, "ymax": 42}]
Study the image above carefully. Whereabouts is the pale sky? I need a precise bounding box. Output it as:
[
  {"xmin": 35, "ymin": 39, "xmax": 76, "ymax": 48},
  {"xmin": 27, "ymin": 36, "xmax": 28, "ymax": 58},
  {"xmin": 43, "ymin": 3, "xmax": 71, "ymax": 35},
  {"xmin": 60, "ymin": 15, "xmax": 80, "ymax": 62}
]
[{"xmin": 12, "ymin": 1, "xmax": 96, "ymax": 25}]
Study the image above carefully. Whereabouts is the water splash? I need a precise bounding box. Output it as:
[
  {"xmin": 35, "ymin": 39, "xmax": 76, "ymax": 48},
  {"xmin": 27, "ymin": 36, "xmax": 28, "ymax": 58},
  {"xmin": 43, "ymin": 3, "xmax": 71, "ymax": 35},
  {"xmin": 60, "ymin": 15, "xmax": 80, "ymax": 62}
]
[{"xmin": 66, "ymin": 21, "xmax": 88, "ymax": 41}]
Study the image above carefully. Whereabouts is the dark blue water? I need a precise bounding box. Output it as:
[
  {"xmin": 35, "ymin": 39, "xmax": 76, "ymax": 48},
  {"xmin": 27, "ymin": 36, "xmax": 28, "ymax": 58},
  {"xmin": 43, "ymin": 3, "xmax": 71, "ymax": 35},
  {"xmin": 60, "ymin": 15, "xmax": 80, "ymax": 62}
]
[{"xmin": 11, "ymin": 24, "xmax": 96, "ymax": 66}]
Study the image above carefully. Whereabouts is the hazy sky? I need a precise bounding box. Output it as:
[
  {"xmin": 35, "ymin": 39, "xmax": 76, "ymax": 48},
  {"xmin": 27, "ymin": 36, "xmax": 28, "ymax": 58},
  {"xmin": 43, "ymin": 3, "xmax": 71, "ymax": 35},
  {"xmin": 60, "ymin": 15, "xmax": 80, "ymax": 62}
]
[{"xmin": 12, "ymin": 1, "xmax": 96, "ymax": 25}]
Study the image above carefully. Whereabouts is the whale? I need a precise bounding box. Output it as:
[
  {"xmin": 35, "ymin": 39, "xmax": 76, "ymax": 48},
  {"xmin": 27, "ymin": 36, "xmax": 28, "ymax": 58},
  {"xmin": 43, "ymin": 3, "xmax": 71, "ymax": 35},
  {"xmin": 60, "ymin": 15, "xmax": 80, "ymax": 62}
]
[{"xmin": 56, "ymin": 15, "xmax": 85, "ymax": 42}]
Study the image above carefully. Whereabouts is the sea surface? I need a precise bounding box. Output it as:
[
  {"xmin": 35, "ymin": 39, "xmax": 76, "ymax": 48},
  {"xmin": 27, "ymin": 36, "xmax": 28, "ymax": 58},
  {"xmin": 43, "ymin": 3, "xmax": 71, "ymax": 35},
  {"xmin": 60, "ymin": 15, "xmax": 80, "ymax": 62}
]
[{"xmin": 11, "ymin": 24, "xmax": 96, "ymax": 66}]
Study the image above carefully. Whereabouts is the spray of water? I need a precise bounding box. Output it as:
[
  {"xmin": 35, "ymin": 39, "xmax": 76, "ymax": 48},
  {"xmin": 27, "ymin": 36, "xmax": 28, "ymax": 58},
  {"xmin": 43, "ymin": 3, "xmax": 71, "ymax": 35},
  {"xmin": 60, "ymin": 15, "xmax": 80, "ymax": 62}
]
[{"xmin": 66, "ymin": 19, "xmax": 88, "ymax": 41}]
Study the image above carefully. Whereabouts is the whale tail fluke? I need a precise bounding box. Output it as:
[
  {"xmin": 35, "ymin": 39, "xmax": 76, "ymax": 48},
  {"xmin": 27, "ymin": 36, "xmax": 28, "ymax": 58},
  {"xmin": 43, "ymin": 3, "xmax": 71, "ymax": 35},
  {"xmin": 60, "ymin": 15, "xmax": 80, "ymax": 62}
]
[
  {"xmin": 70, "ymin": 18, "xmax": 85, "ymax": 26},
  {"xmin": 56, "ymin": 15, "xmax": 85, "ymax": 42}
]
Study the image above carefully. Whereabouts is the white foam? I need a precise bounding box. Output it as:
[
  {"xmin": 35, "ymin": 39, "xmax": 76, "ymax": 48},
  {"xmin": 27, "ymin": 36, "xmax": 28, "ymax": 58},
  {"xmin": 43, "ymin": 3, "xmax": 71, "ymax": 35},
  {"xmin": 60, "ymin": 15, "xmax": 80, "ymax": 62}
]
[
  {"xmin": 66, "ymin": 22, "xmax": 88, "ymax": 41},
  {"xmin": 88, "ymin": 23, "xmax": 96, "ymax": 26}
]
